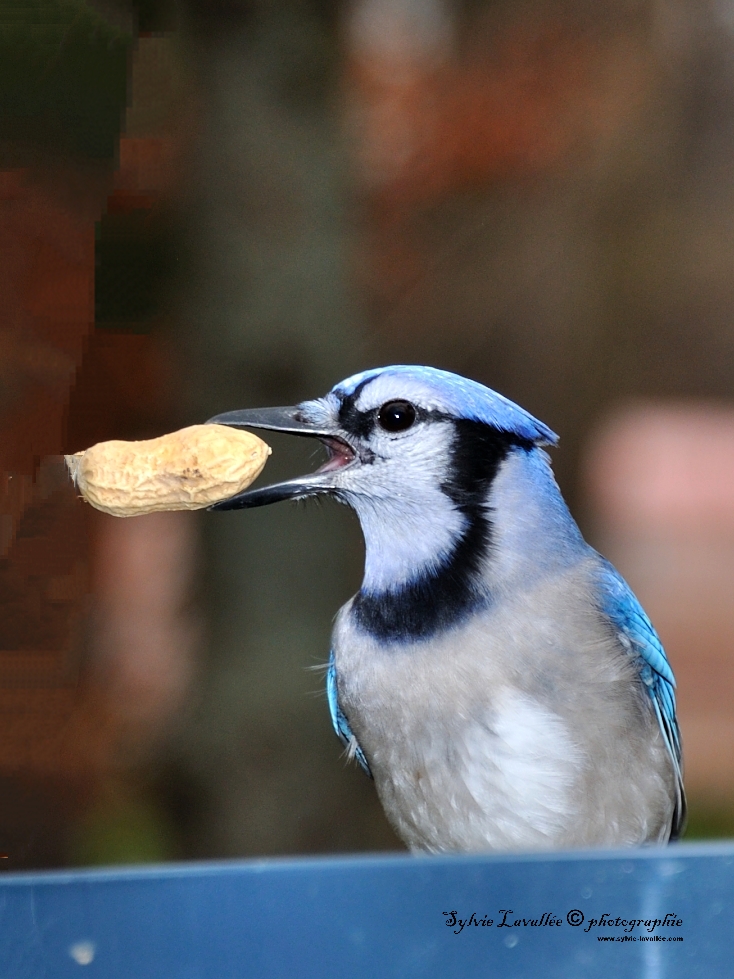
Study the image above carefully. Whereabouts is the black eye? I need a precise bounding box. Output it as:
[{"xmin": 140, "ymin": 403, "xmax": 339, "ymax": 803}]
[{"xmin": 377, "ymin": 400, "xmax": 417, "ymax": 433}]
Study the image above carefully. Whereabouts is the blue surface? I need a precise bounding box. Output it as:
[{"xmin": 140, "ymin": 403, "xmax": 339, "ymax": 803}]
[{"xmin": 0, "ymin": 842, "xmax": 731, "ymax": 978}]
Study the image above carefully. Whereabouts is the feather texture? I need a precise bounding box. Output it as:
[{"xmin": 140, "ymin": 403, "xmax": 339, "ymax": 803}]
[
  {"xmin": 326, "ymin": 650, "xmax": 371, "ymax": 777},
  {"xmin": 594, "ymin": 561, "xmax": 686, "ymax": 838}
]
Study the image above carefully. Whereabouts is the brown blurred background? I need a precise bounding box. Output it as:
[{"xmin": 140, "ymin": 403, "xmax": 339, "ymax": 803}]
[{"xmin": 2, "ymin": 0, "xmax": 734, "ymax": 870}]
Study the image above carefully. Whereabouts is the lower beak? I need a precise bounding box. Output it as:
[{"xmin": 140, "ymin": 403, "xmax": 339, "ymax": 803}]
[{"xmin": 206, "ymin": 406, "xmax": 354, "ymax": 510}]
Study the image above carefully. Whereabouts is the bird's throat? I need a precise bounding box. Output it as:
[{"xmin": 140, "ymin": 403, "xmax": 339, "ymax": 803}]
[{"xmin": 352, "ymin": 496, "xmax": 492, "ymax": 643}]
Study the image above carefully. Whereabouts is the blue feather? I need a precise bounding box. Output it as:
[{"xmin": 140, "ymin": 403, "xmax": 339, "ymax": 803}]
[
  {"xmin": 333, "ymin": 365, "xmax": 558, "ymax": 446},
  {"xmin": 327, "ymin": 651, "xmax": 372, "ymax": 777},
  {"xmin": 595, "ymin": 560, "xmax": 685, "ymax": 836}
]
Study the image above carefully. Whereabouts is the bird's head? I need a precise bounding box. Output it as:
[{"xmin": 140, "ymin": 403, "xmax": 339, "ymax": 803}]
[{"xmin": 208, "ymin": 366, "xmax": 572, "ymax": 603}]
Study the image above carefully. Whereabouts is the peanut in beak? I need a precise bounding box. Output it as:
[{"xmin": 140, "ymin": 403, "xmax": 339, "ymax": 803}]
[{"xmin": 65, "ymin": 424, "xmax": 271, "ymax": 517}]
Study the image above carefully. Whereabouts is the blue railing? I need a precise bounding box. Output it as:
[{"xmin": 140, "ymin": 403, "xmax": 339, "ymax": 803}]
[{"xmin": 1, "ymin": 841, "xmax": 731, "ymax": 977}]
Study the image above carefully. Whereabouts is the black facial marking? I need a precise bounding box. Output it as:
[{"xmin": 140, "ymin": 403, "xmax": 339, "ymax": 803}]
[
  {"xmin": 338, "ymin": 386, "xmax": 435, "ymax": 443},
  {"xmin": 352, "ymin": 421, "xmax": 534, "ymax": 642},
  {"xmin": 337, "ymin": 380, "xmax": 375, "ymax": 440}
]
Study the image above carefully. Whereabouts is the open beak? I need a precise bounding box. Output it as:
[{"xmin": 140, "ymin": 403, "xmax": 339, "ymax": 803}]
[{"xmin": 206, "ymin": 406, "xmax": 356, "ymax": 510}]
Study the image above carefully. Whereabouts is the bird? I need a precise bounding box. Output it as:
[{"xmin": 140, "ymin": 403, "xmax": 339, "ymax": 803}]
[{"xmin": 208, "ymin": 365, "xmax": 685, "ymax": 852}]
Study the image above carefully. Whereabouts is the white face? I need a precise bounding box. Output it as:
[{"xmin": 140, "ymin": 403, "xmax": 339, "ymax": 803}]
[{"xmin": 300, "ymin": 375, "xmax": 470, "ymax": 594}]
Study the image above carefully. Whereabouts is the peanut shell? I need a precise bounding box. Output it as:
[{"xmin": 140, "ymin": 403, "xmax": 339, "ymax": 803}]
[{"xmin": 65, "ymin": 424, "xmax": 271, "ymax": 517}]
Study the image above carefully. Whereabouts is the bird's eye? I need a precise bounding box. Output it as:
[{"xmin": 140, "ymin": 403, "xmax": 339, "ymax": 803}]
[{"xmin": 377, "ymin": 400, "xmax": 417, "ymax": 433}]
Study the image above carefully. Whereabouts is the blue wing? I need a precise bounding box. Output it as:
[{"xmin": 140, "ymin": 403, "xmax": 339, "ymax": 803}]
[
  {"xmin": 595, "ymin": 560, "xmax": 686, "ymax": 839},
  {"xmin": 326, "ymin": 651, "xmax": 372, "ymax": 777}
]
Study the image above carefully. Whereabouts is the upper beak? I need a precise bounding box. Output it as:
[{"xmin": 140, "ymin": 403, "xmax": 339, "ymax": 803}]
[{"xmin": 206, "ymin": 405, "xmax": 355, "ymax": 510}]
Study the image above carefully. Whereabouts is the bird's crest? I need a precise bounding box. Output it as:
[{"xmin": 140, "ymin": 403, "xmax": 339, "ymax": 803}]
[{"xmin": 333, "ymin": 365, "xmax": 558, "ymax": 446}]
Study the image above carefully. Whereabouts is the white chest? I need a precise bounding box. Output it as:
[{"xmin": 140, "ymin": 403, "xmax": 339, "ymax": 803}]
[{"xmin": 331, "ymin": 601, "xmax": 585, "ymax": 852}]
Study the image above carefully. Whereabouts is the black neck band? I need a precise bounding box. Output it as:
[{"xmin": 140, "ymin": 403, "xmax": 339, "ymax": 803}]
[{"xmin": 351, "ymin": 422, "xmax": 532, "ymax": 642}]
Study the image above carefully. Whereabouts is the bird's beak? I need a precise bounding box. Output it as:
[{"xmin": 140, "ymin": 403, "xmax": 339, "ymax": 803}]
[{"xmin": 206, "ymin": 405, "xmax": 355, "ymax": 510}]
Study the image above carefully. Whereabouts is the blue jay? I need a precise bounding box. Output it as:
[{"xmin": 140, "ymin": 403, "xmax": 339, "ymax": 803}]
[{"xmin": 209, "ymin": 365, "xmax": 685, "ymax": 852}]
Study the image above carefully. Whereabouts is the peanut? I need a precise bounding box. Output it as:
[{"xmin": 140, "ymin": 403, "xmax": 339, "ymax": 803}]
[{"xmin": 65, "ymin": 424, "xmax": 271, "ymax": 517}]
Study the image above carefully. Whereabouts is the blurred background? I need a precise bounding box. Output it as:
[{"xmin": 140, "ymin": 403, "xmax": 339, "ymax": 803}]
[{"xmin": 1, "ymin": 0, "xmax": 734, "ymax": 870}]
